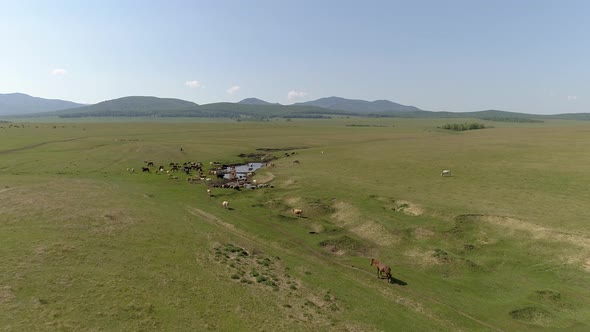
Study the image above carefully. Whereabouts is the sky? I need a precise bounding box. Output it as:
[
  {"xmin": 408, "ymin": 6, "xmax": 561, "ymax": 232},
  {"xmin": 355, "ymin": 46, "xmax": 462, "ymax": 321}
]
[{"xmin": 1, "ymin": 0, "xmax": 589, "ymax": 114}]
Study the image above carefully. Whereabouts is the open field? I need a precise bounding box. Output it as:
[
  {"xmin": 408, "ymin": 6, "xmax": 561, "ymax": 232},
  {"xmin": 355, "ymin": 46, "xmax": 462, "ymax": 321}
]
[{"xmin": 1, "ymin": 117, "xmax": 589, "ymax": 331}]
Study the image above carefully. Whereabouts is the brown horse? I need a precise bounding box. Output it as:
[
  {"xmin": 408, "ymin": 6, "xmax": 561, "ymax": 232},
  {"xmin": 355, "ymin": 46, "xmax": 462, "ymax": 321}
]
[{"xmin": 370, "ymin": 258, "xmax": 392, "ymax": 282}]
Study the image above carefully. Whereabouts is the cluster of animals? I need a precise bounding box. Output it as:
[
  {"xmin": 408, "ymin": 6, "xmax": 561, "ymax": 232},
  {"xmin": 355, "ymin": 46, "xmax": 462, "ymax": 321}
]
[
  {"xmin": 127, "ymin": 159, "xmax": 279, "ymax": 193},
  {"xmin": 127, "ymin": 150, "xmax": 416, "ymax": 285}
]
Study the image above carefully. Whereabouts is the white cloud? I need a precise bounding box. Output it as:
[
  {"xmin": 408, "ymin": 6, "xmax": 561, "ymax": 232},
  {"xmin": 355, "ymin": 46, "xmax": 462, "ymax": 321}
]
[
  {"xmin": 51, "ymin": 68, "xmax": 67, "ymax": 75},
  {"xmin": 185, "ymin": 80, "xmax": 203, "ymax": 88},
  {"xmin": 287, "ymin": 90, "xmax": 308, "ymax": 101},
  {"xmin": 567, "ymin": 95, "xmax": 577, "ymax": 101},
  {"xmin": 226, "ymin": 85, "xmax": 240, "ymax": 94}
]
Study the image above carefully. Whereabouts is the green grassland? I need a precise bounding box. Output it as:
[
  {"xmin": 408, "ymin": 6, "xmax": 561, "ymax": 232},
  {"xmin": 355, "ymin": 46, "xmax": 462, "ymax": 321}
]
[{"xmin": 1, "ymin": 118, "xmax": 589, "ymax": 331}]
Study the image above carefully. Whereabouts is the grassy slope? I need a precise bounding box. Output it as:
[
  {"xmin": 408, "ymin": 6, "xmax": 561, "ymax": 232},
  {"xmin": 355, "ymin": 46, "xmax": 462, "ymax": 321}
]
[{"xmin": 1, "ymin": 118, "xmax": 589, "ymax": 331}]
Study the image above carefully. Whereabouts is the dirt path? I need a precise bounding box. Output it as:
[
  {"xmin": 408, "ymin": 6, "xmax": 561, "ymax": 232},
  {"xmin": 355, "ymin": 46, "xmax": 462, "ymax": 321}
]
[
  {"xmin": 186, "ymin": 206, "xmax": 504, "ymax": 331},
  {"xmin": 0, "ymin": 137, "xmax": 87, "ymax": 155}
]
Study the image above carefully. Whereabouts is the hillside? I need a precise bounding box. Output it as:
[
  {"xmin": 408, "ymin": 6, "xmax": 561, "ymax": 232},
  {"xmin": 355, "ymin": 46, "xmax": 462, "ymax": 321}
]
[
  {"xmin": 0, "ymin": 93, "xmax": 85, "ymax": 116},
  {"xmin": 44, "ymin": 96, "xmax": 199, "ymax": 117},
  {"xmin": 238, "ymin": 98, "xmax": 277, "ymax": 105},
  {"xmin": 295, "ymin": 96, "xmax": 424, "ymax": 113}
]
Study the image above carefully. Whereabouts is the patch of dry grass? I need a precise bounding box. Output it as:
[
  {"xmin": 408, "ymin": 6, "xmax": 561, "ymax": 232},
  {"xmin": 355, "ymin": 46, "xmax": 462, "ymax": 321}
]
[{"xmin": 331, "ymin": 201, "xmax": 400, "ymax": 246}]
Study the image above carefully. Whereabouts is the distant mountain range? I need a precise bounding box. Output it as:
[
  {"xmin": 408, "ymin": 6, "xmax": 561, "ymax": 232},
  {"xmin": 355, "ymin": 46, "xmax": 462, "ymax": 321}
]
[
  {"xmin": 1, "ymin": 93, "xmax": 589, "ymax": 121},
  {"xmin": 0, "ymin": 93, "xmax": 85, "ymax": 116},
  {"xmin": 294, "ymin": 96, "xmax": 423, "ymax": 113}
]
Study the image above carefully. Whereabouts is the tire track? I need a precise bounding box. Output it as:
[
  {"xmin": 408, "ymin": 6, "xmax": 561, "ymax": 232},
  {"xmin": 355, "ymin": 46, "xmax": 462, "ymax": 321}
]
[{"xmin": 0, "ymin": 137, "xmax": 87, "ymax": 155}]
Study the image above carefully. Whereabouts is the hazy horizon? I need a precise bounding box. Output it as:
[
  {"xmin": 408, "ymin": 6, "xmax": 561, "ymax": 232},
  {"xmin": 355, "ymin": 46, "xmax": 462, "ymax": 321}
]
[{"xmin": 1, "ymin": 1, "xmax": 588, "ymax": 114}]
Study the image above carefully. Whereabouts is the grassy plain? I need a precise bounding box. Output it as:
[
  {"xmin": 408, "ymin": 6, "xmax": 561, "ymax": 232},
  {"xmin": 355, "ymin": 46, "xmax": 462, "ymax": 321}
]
[{"xmin": 1, "ymin": 117, "xmax": 589, "ymax": 331}]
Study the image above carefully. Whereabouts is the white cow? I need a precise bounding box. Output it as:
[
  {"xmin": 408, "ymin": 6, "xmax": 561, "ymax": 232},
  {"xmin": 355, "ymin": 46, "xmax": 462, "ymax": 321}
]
[
  {"xmin": 207, "ymin": 189, "xmax": 212, "ymax": 196},
  {"xmin": 222, "ymin": 201, "xmax": 229, "ymax": 209},
  {"xmin": 441, "ymin": 169, "xmax": 452, "ymax": 177}
]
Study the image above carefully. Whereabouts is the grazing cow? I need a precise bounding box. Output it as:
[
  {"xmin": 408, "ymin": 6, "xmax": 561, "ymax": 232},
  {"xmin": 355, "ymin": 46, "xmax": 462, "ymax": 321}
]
[
  {"xmin": 291, "ymin": 208, "xmax": 303, "ymax": 217},
  {"xmin": 370, "ymin": 258, "xmax": 392, "ymax": 282},
  {"xmin": 207, "ymin": 189, "xmax": 212, "ymax": 196},
  {"xmin": 130, "ymin": 168, "xmax": 135, "ymax": 173},
  {"xmin": 222, "ymin": 201, "xmax": 229, "ymax": 209},
  {"xmin": 158, "ymin": 166, "xmax": 165, "ymax": 172},
  {"xmin": 142, "ymin": 167, "xmax": 150, "ymax": 173},
  {"xmin": 441, "ymin": 169, "xmax": 452, "ymax": 177},
  {"xmin": 146, "ymin": 161, "xmax": 154, "ymax": 167}
]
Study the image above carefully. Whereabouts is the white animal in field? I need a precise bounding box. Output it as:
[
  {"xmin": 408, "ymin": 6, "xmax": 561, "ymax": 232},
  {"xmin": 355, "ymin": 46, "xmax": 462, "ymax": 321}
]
[
  {"xmin": 207, "ymin": 189, "xmax": 211, "ymax": 196},
  {"xmin": 441, "ymin": 169, "xmax": 452, "ymax": 176},
  {"xmin": 291, "ymin": 208, "xmax": 303, "ymax": 216},
  {"xmin": 222, "ymin": 201, "xmax": 229, "ymax": 209}
]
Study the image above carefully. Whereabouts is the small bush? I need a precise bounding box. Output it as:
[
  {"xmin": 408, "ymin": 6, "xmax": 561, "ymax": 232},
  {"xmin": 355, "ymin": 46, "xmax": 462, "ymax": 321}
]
[
  {"xmin": 433, "ymin": 249, "xmax": 451, "ymax": 262},
  {"xmin": 439, "ymin": 123, "xmax": 487, "ymax": 131},
  {"xmin": 536, "ymin": 290, "xmax": 561, "ymax": 302},
  {"xmin": 263, "ymin": 280, "xmax": 277, "ymax": 287},
  {"xmin": 230, "ymin": 274, "xmax": 240, "ymax": 280},
  {"xmin": 257, "ymin": 258, "xmax": 272, "ymax": 267},
  {"xmin": 509, "ymin": 307, "xmax": 550, "ymax": 321}
]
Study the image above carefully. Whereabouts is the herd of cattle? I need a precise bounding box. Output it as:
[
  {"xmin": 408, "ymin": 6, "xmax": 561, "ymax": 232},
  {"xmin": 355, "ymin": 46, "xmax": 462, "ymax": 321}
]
[{"xmin": 127, "ymin": 159, "xmax": 277, "ymax": 191}]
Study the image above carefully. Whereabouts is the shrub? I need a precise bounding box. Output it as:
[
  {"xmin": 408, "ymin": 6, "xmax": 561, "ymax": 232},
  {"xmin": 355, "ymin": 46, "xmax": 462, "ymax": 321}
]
[{"xmin": 440, "ymin": 123, "xmax": 488, "ymax": 131}]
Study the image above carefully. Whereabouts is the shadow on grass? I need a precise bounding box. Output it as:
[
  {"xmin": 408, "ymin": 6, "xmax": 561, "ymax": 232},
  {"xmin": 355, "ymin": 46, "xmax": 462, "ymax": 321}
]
[{"xmin": 389, "ymin": 276, "xmax": 408, "ymax": 286}]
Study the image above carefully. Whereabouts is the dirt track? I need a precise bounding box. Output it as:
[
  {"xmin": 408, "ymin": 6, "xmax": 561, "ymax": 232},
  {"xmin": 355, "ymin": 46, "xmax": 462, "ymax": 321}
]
[{"xmin": 0, "ymin": 137, "xmax": 87, "ymax": 155}]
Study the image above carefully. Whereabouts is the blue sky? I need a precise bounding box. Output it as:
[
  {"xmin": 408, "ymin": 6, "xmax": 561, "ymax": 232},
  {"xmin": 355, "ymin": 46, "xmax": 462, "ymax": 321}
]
[{"xmin": 1, "ymin": 0, "xmax": 588, "ymax": 113}]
